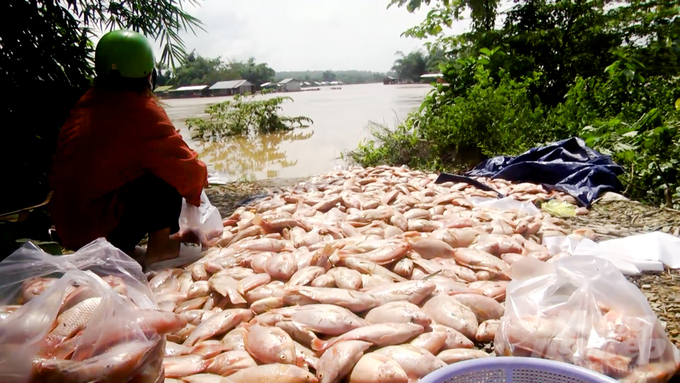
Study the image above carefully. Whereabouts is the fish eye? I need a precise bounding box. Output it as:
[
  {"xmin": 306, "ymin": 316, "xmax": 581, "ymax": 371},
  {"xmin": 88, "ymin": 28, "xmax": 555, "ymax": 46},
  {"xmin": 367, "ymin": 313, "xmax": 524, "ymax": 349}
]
[{"xmin": 280, "ymin": 355, "xmax": 287, "ymax": 360}]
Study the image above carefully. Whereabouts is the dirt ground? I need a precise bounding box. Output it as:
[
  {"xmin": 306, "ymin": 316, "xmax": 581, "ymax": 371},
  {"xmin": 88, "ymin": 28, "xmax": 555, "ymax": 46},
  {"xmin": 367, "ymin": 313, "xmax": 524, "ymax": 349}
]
[{"xmin": 206, "ymin": 179, "xmax": 680, "ymax": 354}]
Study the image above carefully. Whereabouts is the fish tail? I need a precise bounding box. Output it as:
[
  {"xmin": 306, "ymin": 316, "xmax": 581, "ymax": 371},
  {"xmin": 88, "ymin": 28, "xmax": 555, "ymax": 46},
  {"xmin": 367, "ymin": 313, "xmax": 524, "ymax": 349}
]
[{"xmin": 321, "ymin": 243, "xmax": 336, "ymax": 256}]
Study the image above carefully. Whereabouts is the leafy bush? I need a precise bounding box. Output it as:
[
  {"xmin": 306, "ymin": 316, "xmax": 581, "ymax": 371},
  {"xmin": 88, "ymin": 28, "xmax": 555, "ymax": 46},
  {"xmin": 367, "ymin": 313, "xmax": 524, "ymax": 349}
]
[
  {"xmin": 581, "ymin": 109, "xmax": 680, "ymax": 207},
  {"xmin": 348, "ymin": 57, "xmax": 549, "ymax": 171},
  {"xmin": 568, "ymin": 56, "xmax": 680, "ymax": 207},
  {"xmin": 186, "ymin": 94, "xmax": 313, "ymax": 140}
]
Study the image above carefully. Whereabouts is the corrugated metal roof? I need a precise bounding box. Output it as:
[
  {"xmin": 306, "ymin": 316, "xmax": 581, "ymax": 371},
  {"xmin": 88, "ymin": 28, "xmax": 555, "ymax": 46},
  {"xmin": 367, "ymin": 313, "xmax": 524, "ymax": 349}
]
[
  {"xmin": 153, "ymin": 85, "xmax": 173, "ymax": 93},
  {"xmin": 209, "ymin": 80, "xmax": 252, "ymax": 90},
  {"xmin": 172, "ymin": 85, "xmax": 208, "ymax": 91},
  {"xmin": 279, "ymin": 78, "xmax": 300, "ymax": 84}
]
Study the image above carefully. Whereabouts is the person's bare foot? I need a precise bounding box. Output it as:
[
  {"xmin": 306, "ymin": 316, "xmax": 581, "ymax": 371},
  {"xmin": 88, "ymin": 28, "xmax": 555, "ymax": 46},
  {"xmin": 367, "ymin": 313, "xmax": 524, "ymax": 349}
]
[{"xmin": 145, "ymin": 228, "xmax": 180, "ymax": 268}]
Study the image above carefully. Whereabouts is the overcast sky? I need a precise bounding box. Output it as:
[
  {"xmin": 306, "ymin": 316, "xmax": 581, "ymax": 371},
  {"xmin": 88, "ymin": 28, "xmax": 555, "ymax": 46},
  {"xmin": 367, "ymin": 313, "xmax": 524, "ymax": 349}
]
[{"xmin": 155, "ymin": 0, "xmax": 471, "ymax": 73}]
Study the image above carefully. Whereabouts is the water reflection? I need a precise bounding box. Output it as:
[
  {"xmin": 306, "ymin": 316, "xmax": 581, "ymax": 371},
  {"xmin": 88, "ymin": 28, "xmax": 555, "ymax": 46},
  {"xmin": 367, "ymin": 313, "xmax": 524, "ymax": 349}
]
[{"xmin": 198, "ymin": 129, "xmax": 314, "ymax": 180}]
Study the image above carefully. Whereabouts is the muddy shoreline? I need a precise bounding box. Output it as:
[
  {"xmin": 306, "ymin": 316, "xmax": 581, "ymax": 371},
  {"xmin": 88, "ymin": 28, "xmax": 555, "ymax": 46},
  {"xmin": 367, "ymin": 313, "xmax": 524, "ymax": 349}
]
[
  {"xmin": 205, "ymin": 177, "xmax": 306, "ymax": 218},
  {"xmin": 206, "ymin": 177, "xmax": 680, "ymax": 352}
]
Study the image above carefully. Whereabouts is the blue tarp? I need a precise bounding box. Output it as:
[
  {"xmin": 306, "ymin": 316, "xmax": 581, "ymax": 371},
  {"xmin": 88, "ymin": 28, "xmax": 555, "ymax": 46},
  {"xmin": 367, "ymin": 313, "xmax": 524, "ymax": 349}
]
[{"xmin": 440, "ymin": 137, "xmax": 624, "ymax": 207}]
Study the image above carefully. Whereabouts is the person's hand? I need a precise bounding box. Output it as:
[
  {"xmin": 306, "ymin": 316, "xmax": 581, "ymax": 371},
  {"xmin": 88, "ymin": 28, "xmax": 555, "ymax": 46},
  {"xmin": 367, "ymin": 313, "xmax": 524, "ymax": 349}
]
[
  {"xmin": 170, "ymin": 229, "xmax": 205, "ymax": 246},
  {"xmin": 171, "ymin": 229, "xmax": 221, "ymax": 249}
]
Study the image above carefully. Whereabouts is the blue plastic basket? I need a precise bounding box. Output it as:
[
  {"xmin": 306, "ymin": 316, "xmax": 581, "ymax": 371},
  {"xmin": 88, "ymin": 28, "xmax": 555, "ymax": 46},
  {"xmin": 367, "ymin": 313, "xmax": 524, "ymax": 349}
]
[{"xmin": 420, "ymin": 357, "xmax": 619, "ymax": 383}]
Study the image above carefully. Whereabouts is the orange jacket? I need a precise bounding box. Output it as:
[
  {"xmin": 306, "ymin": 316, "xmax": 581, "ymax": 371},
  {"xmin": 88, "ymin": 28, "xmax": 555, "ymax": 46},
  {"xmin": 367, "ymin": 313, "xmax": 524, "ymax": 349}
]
[{"xmin": 49, "ymin": 87, "xmax": 208, "ymax": 250}]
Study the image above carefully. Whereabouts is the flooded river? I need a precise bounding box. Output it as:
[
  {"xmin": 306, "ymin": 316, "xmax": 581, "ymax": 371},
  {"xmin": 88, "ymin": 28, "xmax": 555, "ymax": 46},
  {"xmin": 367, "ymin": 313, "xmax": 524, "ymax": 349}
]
[{"xmin": 163, "ymin": 83, "xmax": 431, "ymax": 181}]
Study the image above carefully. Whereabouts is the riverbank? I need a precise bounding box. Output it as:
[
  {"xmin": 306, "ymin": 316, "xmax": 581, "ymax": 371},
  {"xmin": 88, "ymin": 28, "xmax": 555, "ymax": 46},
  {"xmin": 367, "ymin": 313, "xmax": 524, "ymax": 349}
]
[
  {"xmin": 205, "ymin": 175, "xmax": 680, "ymax": 351},
  {"xmin": 205, "ymin": 177, "xmax": 307, "ymax": 217}
]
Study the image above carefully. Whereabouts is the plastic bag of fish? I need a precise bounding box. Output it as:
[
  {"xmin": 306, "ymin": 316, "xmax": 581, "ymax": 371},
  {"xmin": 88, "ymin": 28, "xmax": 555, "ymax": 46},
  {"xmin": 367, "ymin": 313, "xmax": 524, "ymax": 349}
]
[
  {"xmin": 178, "ymin": 190, "xmax": 224, "ymax": 247},
  {"xmin": 495, "ymin": 256, "xmax": 680, "ymax": 383},
  {"xmin": 0, "ymin": 238, "xmax": 187, "ymax": 383}
]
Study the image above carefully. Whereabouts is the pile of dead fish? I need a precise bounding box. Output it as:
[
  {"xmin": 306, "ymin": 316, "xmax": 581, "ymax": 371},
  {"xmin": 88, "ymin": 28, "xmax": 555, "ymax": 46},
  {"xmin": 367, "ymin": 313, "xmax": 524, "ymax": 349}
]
[{"xmin": 154, "ymin": 165, "xmax": 591, "ymax": 383}]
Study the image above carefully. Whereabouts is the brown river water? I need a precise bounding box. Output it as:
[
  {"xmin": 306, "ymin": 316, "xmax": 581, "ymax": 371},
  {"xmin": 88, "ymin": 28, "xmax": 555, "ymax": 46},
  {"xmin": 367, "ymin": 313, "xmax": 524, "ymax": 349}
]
[{"xmin": 162, "ymin": 83, "xmax": 432, "ymax": 182}]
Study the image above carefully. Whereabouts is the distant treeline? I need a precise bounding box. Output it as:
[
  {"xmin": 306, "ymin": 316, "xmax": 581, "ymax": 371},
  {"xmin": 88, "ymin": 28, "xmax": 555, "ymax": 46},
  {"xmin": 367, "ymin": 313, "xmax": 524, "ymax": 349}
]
[
  {"xmin": 156, "ymin": 52, "xmax": 395, "ymax": 88},
  {"xmin": 275, "ymin": 70, "xmax": 391, "ymax": 84}
]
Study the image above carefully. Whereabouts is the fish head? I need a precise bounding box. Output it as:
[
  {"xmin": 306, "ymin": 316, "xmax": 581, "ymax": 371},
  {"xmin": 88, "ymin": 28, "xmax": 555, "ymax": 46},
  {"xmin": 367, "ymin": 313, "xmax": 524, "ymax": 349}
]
[
  {"xmin": 274, "ymin": 342, "xmax": 297, "ymax": 365},
  {"xmin": 408, "ymin": 311, "xmax": 432, "ymax": 329},
  {"xmin": 289, "ymin": 366, "xmax": 319, "ymax": 383}
]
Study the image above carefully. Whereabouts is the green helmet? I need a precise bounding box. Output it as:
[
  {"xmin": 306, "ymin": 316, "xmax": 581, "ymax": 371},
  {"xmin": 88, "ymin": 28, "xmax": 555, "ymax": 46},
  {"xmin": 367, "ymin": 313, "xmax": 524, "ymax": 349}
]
[{"xmin": 95, "ymin": 30, "xmax": 155, "ymax": 79}]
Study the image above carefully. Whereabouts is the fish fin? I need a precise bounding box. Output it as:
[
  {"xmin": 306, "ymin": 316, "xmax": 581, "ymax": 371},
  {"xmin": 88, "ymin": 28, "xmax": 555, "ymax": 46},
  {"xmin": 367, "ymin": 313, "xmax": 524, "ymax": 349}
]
[
  {"xmin": 284, "ymin": 285, "xmax": 301, "ymax": 294},
  {"xmin": 252, "ymin": 215, "xmax": 267, "ymax": 231},
  {"xmin": 229, "ymin": 292, "xmax": 247, "ymax": 305},
  {"xmin": 182, "ymin": 335, "xmax": 197, "ymax": 347},
  {"xmin": 310, "ymin": 338, "xmax": 327, "ymax": 352},
  {"xmin": 252, "ymin": 214, "xmax": 263, "ymax": 225}
]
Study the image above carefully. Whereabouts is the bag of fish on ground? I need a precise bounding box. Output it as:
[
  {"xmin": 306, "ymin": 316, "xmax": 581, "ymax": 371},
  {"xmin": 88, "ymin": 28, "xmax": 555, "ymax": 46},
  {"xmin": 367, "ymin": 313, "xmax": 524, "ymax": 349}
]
[
  {"xmin": 178, "ymin": 190, "xmax": 223, "ymax": 247},
  {"xmin": 495, "ymin": 256, "xmax": 680, "ymax": 382},
  {"xmin": 0, "ymin": 238, "xmax": 187, "ymax": 383}
]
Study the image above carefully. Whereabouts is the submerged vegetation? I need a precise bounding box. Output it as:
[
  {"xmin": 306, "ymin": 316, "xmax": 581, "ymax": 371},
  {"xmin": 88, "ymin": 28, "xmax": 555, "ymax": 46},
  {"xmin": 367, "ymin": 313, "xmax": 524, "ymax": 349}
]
[
  {"xmin": 349, "ymin": 0, "xmax": 680, "ymax": 207},
  {"xmin": 186, "ymin": 94, "xmax": 313, "ymax": 140}
]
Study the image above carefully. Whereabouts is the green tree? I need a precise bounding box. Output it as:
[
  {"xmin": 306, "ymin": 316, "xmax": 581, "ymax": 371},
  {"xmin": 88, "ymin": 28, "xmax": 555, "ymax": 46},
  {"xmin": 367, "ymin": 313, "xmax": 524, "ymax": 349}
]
[
  {"xmin": 389, "ymin": 0, "xmax": 500, "ymax": 32},
  {"xmin": 165, "ymin": 54, "xmax": 275, "ymax": 89},
  {"xmin": 156, "ymin": 61, "xmax": 173, "ymax": 86},
  {"xmin": 1, "ymin": 0, "xmax": 201, "ymax": 214},
  {"xmin": 391, "ymin": 50, "xmax": 428, "ymax": 81},
  {"xmin": 426, "ymin": 48, "xmax": 447, "ymax": 72},
  {"xmin": 322, "ymin": 70, "xmax": 337, "ymax": 82},
  {"xmin": 231, "ymin": 58, "xmax": 276, "ymax": 88},
  {"xmin": 172, "ymin": 52, "xmax": 233, "ymax": 86}
]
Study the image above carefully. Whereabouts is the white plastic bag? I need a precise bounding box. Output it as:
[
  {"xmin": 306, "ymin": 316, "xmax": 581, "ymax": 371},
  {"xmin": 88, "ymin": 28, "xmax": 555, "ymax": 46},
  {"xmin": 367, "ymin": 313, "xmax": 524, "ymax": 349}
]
[
  {"xmin": 0, "ymin": 238, "xmax": 154, "ymax": 308},
  {"xmin": 0, "ymin": 239, "xmax": 186, "ymax": 383},
  {"xmin": 470, "ymin": 196, "xmax": 541, "ymax": 215},
  {"xmin": 496, "ymin": 256, "xmax": 680, "ymax": 382},
  {"xmin": 178, "ymin": 190, "xmax": 223, "ymax": 246},
  {"xmin": 542, "ymin": 232, "xmax": 678, "ymax": 275},
  {"xmin": 583, "ymin": 232, "xmax": 680, "ymax": 269}
]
